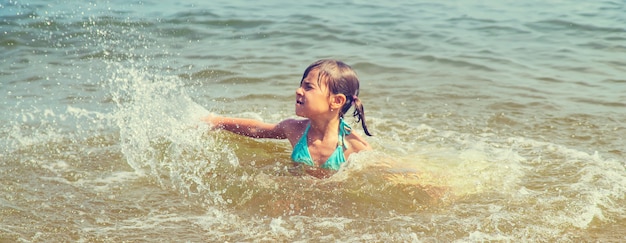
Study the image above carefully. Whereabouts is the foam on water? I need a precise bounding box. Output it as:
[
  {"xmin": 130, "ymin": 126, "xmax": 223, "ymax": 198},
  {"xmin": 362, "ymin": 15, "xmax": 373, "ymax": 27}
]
[{"xmin": 105, "ymin": 64, "xmax": 243, "ymax": 205}]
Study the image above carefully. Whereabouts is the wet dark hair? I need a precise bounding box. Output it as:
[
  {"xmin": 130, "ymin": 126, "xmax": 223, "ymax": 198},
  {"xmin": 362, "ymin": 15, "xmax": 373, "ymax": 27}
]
[{"xmin": 301, "ymin": 59, "xmax": 372, "ymax": 136}]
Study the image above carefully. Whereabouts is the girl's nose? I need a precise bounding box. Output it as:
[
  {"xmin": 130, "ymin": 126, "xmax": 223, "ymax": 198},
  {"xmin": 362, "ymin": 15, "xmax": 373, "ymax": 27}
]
[{"xmin": 295, "ymin": 86, "xmax": 303, "ymax": 95}]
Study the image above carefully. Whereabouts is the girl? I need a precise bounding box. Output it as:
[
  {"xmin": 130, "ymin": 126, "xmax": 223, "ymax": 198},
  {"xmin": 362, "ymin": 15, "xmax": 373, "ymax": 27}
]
[{"xmin": 202, "ymin": 59, "xmax": 372, "ymax": 178}]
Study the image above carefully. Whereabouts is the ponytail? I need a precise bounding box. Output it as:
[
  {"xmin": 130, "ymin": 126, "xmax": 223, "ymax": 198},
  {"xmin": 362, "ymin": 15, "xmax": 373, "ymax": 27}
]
[{"xmin": 349, "ymin": 95, "xmax": 373, "ymax": 136}]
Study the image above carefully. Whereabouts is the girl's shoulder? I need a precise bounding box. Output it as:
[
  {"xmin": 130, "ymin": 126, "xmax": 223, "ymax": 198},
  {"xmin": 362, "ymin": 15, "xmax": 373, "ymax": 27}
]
[
  {"xmin": 277, "ymin": 118, "xmax": 309, "ymax": 143},
  {"xmin": 278, "ymin": 118, "xmax": 308, "ymax": 130},
  {"xmin": 345, "ymin": 130, "xmax": 371, "ymax": 152}
]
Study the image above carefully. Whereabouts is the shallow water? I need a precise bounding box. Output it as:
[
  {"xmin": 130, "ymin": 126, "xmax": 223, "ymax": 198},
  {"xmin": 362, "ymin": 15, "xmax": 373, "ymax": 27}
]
[{"xmin": 2, "ymin": 0, "xmax": 625, "ymax": 242}]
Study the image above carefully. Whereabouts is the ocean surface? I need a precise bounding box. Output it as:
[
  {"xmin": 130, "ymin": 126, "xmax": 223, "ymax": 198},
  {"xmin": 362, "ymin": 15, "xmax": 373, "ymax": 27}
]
[{"xmin": 2, "ymin": 0, "xmax": 625, "ymax": 241}]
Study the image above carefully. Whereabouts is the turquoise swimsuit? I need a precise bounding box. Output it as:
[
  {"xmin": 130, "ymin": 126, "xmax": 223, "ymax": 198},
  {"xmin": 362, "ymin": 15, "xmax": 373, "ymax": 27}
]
[{"xmin": 291, "ymin": 119, "xmax": 351, "ymax": 170}]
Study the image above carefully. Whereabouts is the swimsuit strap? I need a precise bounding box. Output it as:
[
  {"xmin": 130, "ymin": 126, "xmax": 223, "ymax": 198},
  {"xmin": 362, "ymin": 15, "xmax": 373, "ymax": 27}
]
[{"xmin": 337, "ymin": 118, "xmax": 351, "ymax": 149}]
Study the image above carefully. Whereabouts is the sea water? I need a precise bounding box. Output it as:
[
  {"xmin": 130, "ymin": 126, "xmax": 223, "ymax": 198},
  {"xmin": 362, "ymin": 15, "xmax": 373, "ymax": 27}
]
[{"xmin": 1, "ymin": 0, "xmax": 625, "ymax": 241}]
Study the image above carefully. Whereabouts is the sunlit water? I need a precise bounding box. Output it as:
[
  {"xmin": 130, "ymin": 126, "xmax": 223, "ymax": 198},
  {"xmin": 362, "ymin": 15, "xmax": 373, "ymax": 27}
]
[{"xmin": 2, "ymin": 0, "xmax": 625, "ymax": 241}]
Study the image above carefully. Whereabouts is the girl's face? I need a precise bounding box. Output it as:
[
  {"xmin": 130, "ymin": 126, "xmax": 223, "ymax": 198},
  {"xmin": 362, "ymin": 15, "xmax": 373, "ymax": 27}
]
[{"xmin": 295, "ymin": 69, "xmax": 332, "ymax": 118}]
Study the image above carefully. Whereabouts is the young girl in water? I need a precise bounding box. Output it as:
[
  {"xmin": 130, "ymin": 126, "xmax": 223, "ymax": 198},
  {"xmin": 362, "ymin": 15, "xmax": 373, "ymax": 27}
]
[{"xmin": 202, "ymin": 59, "xmax": 372, "ymax": 178}]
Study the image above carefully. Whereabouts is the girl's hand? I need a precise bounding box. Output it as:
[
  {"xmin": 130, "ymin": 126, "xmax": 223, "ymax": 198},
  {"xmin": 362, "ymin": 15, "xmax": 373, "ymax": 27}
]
[
  {"xmin": 200, "ymin": 113, "xmax": 221, "ymax": 130},
  {"xmin": 193, "ymin": 113, "xmax": 218, "ymax": 130},
  {"xmin": 200, "ymin": 113, "xmax": 215, "ymax": 126}
]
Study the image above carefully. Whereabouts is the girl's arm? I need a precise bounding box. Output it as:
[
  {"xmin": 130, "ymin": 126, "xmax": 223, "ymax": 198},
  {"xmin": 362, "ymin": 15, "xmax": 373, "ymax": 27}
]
[{"xmin": 201, "ymin": 115, "xmax": 288, "ymax": 139}]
